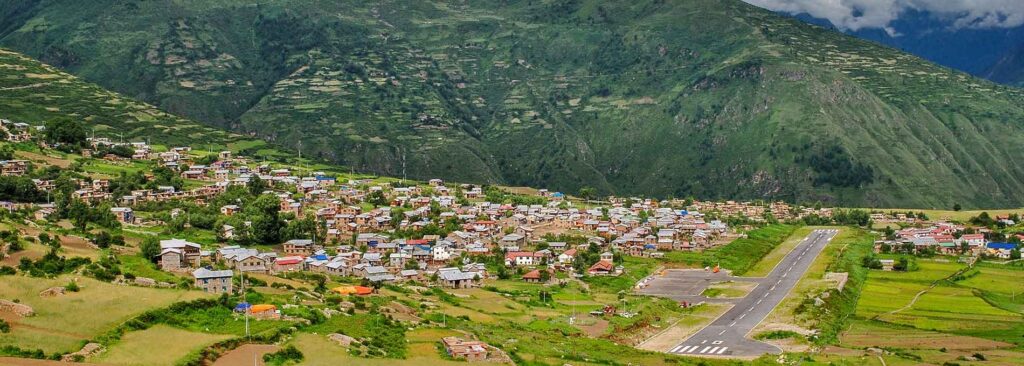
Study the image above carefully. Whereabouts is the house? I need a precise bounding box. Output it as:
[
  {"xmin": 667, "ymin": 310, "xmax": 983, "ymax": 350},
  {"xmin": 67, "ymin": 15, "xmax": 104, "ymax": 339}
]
[
  {"xmin": 879, "ymin": 259, "xmax": 895, "ymax": 271},
  {"xmin": 0, "ymin": 160, "xmax": 28, "ymax": 176},
  {"xmin": 192, "ymin": 268, "xmax": 233, "ymax": 294},
  {"xmin": 499, "ymin": 233, "xmax": 526, "ymax": 248},
  {"xmin": 521, "ymin": 268, "xmax": 552, "ymax": 283},
  {"xmin": 557, "ymin": 249, "xmax": 577, "ymax": 265},
  {"xmin": 504, "ymin": 251, "xmax": 543, "ymax": 267},
  {"xmin": 436, "ymin": 267, "xmax": 480, "ymax": 289},
  {"xmin": 158, "ymin": 239, "xmax": 202, "ymax": 270},
  {"xmin": 587, "ymin": 260, "xmax": 621, "ymax": 276},
  {"xmin": 220, "ymin": 205, "xmax": 239, "ymax": 216},
  {"xmin": 985, "ymin": 242, "xmax": 1016, "ymax": 259},
  {"xmin": 110, "ymin": 207, "xmax": 135, "ymax": 224},
  {"xmin": 274, "ymin": 256, "xmax": 305, "ymax": 272},
  {"xmin": 441, "ymin": 337, "xmax": 488, "ymax": 361},
  {"xmin": 282, "ymin": 239, "xmax": 314, "ymax": 256}
]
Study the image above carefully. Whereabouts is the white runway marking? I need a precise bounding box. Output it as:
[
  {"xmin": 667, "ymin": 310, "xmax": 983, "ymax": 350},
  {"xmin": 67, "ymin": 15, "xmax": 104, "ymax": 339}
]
[
  {"xmin": 716, "ymin": 347, "xmax": 729, "ymax": 354},
  {"xmin": 671, "ymin": 345, "xmax": 684, "ymax": 353},
  {"xmin": 699, "ymin": 346, "xmax": 713, "ymax": 354}
]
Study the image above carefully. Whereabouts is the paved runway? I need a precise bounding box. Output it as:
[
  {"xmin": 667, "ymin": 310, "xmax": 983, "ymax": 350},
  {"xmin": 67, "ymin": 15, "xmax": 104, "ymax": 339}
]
[{"xmin": 665, "ymin": 229, "xmax": 838, "ymax": 357}]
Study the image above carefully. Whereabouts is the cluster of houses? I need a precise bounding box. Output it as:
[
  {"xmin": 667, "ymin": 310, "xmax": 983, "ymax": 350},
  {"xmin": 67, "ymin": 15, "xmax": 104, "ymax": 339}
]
[
  {"xmin": 686, "ymin": 200, "xmax": 829, "ymax": 222},
  {"xmin": 873, "ymin": 223, "xmax": 1021, "ymax": 259}
]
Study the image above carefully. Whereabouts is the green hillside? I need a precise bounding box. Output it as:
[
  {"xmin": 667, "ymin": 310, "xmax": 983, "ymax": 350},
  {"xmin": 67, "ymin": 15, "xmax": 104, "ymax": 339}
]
[
  {"xmin": 0, "ymin": 48, "xmax": 291, "ymax": 158},
  {"xmin": 3, "ymin": 0, "xmax": 1024, "ymax": 208}
]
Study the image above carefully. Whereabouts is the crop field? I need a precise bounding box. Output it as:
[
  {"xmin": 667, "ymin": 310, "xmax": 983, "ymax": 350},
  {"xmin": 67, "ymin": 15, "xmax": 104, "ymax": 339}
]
[
  {"xmin": 837, "ymin": 256, "xmax": 1024, "ymax": 363},
  {"xmin": 0, "ymin": 275, "xmax": 209, "ymax": 353},
  {"xmin": 855, "ymin": 260, "xmax": 965, "ymax": 318},
  {"xmin": 91, "ymin": 325, "xmax": 232, "ymax": 366}
]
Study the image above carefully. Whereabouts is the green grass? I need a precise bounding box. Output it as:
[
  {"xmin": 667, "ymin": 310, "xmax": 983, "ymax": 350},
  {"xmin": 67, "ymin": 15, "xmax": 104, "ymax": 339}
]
[
  {"xmin": 747, "ymin": 226, "xmax": 822, "ymax": 277},
  {"xmin": 8, "ymin": 0, "xmax": 1024, "ymax": 207},
  {"xmin": 664, "ymin": 224, "xmax": 798, "ymax": 275},
  {"xmin": 91, "ymin": 325, "xmax": 231, "ymax": 366},
  {"xmin": 0, "ymin": 275, "xmax": 209, "ymax": 353}
]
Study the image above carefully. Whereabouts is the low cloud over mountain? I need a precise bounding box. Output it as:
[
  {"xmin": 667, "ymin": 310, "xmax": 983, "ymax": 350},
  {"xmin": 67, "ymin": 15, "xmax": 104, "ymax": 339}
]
[{"xmin": 744, "ymin": 0, "xmax": 1024, "ymax": 35}]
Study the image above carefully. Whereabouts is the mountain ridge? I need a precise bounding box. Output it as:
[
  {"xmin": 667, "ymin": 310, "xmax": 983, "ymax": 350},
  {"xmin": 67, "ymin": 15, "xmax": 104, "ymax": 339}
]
[{"xmin": 3, "ymin": 0, "xmax": 1024, "ymax": 208}]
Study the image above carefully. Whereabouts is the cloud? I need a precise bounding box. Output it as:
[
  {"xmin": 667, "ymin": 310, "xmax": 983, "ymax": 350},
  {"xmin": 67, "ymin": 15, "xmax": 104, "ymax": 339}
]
[{"xmin": 744, "ymin": 0, "xmax": 1024, "ymax": 35}]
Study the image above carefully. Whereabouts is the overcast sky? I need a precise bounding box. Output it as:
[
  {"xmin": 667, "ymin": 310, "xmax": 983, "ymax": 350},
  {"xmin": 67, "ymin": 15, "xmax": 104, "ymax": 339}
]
[{"xmin": 743, "ymin": 0, "xmax": 1024, "ymax": 35}]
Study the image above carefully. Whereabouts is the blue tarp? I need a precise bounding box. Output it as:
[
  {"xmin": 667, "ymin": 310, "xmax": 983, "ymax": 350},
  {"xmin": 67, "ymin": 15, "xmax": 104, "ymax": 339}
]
[
  {"xmin": 234, "ymin": 302, "xmax": 251, "ymax": 312},
  {"xmin": 987, "ymin": 242, "xmax": 1017, "ymax": 250}
]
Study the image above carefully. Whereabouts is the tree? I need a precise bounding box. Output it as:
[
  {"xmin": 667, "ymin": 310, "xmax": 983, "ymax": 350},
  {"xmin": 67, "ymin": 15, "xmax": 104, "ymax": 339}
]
[
  {"xmin": 248, "ymin": 194, "xmax": 283, "ymax": 244},
  {"xmin": 44, "ymin": 119, "xmax": 87, "ymax": 146},
  {"xmin": 247, "ymin": 174, "xmax": 267, "ymax": 196},
  {"xmin": 139, "ymin": 236, "xmax": 161, "ymax": 263},
  {"xmin": 953, "ymin": 203, "xmax": 962, "ymax": 211},
  {"xmin": 539, "ymin": 269, "xmax": 551, "ymax": 282},
  {"xmin": 578, "ymin": 186, "xmax": 597, "ymax": 200}
]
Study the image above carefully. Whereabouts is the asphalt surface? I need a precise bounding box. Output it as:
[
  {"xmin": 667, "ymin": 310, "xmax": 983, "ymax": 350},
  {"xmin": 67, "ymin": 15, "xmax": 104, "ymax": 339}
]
[{"xmin": 666, "ymin": 229, "xmax": 838, "ymax": 358}]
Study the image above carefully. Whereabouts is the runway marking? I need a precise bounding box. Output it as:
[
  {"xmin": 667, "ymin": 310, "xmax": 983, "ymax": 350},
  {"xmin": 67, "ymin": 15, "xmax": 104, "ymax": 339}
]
[
  {"xmin": 756, "ymin": 299, "xmax": 762, "ymax": 304},
  {"xmin": 671, "ymin": 345, "xmax": 684, "ymax": 353},
  {"xmin": 699, "ymin": 346, "xmax": 713, "ymax": 354},
  {"xmin": 718, "ymin": 329, "xmax": 727, "ymax": 335},
  {"xmin": 729, "ymin": 321, "xmax": 737, "ymax": 327},
  {"xmin": 738, "ymin": 313, "xmax": 746, "ymax": 320},
  {"xmin": 716, "ymin": 347, "xmax": 729, "ymax": 354},
  {"xmin": 701, "ymin": 339, "xmax": 708, "ymax": 344},
  {"xmin": 770, "ymin": 285, "xmax": 776, "ymax": 291}
]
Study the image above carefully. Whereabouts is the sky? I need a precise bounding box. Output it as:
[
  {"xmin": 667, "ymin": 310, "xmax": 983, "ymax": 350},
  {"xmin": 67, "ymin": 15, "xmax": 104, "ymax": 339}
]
[{"xmin": 743, "ymin": 0, "xmax": 1024, "ymax": 35}]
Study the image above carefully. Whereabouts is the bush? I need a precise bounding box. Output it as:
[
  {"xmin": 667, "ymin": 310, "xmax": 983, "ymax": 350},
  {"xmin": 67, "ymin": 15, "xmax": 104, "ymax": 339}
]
[
  {"xmin": 263, "ymin": 345, "xmax": 303, "ymax": 365},
  {"xmin": 0, "ymin": 319, "xmax": 10, "ymax": 333},
  {"xmin": 65, "ymin": 281, "xmax": 80, "ymax": 292},
  {"xmin": 0, "ymin": 266, "xmax": 15, "ymax": 275}
]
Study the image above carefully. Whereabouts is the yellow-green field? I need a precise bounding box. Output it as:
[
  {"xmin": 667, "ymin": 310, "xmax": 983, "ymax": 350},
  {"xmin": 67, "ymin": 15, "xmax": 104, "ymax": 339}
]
[
  {"xmin": 289, "ymin": 330, "xmax": 470, "ymax": 366},
  {"xmin": 90, "ymin": 325, "xmax": 232, "ymax": 366},
  {"xmin": 746, "ymin": 226, "xmax": 822, "ymax": 277},
  {"xmin": 0, "ymin": 275, "xmax": 209, "ymax": 353}
]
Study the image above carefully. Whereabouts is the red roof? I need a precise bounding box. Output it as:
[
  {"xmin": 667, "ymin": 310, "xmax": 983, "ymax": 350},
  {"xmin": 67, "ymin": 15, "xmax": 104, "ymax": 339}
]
[
  {"xmin": 505, "ymin": 251, "xmax": 535, "ymax": 260},
  {"xmin": 562, "ymin": 249, "xmax": 577, "ymax": 257},
  {"xmin": 588, "ymin": 260, "xmax": 614, "ymax": 273},
  {"xmin": 407, "ymin": 239, "xmax": 429, "ymax": 245},
  {"xmin": 521, "ymin": 269, "xmax": 541, "ymax": 280},
  {"xmin": 275, "ymin": 257, "xmax": 304, "ymax": 265}
]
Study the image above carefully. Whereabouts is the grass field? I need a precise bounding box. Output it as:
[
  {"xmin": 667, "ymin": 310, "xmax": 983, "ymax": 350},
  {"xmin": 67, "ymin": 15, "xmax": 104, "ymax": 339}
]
[
  {"xmin": 0, "ymin": 275, "xmax": 209, "ymax": 353},
  {"xmin": 289, "ymin": 331, "xmax": 468, "ymax": 366},
  {"xmin": 754, "ymin": 227, "xmax": 861, "ymax": 338},
  {"xmin": 746, "ymin": 226, "xmax": 823, "ymax": 277},
  {"xmin": 91, "ymin": 325, "xmax": 231, "ymax": 366}
]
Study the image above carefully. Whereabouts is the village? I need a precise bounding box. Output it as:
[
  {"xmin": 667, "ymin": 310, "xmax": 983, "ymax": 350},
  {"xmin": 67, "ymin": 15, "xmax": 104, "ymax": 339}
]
[{"xmin": 3, "ymin": 117, "xmax": 1024, "ymax": 365}]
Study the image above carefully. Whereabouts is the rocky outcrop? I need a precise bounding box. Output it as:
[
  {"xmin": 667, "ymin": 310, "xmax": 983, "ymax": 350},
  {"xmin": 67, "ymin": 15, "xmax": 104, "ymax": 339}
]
[{"xmin": 0, "ymin": 299, "xmax": 34, "ymax": 317}]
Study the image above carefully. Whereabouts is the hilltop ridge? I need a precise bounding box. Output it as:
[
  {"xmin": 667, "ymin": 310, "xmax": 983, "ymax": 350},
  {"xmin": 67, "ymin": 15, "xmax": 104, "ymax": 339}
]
[{"xmin": 3, "ymin": 0, "xmax": 1024, "ymax": 208}]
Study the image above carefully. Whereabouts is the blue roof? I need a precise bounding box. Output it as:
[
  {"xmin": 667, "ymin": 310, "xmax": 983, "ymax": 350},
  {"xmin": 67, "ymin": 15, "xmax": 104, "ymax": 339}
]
[
  {"xmin": 644, "ymin": 244, "xmax": 656, "ymax": 249},
  {"xmin": 234, "ymin": 302, "xmax": 251, "ymax": 311},
  {"xmin": 679, "ymin": 210, "xmax": 689, "ymax": 216},
  {"xmin": 552, "ymin": 192, "xmax": 564, "ymax": 197},
  {"xmin": 315, "ymin": 175, "xmax": 335, "ymax": 181},
  {"xmin": 987, "ymin": 242, "xmax": 1017, "ymax": 250},
  {"xmin": 312, "ymin": 254, "xmax": 328, "ymax": 260}
]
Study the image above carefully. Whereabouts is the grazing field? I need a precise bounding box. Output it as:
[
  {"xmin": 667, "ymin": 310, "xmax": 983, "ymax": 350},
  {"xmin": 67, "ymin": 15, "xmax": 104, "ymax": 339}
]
[
  {"xmin": 91, "ymin": 325, "xmax": 232, "ymax": 366},
  {"xmin": 288, "ymin": 331, "xmax": 469, "ymax": 366},
  {"xmin": 0, "ymin": 275, "xmax": 208, "ymax": 353}
]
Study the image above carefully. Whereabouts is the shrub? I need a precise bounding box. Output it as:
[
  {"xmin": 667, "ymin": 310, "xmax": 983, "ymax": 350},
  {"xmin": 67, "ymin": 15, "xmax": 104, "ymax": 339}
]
[{"xmin": 263, "ymin": 345, "xmax": 303, "ymax": 365}]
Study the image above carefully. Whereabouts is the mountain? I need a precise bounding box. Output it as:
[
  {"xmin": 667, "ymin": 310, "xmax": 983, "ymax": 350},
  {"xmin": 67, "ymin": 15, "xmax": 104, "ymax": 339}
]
[
  {"xmin": 790, "ymin": 10, "xmax": 1024, "ymax": 82},
  {"xmin": 3, "ymin": 0, "xmax": 1024, "ymax": 208},
  {"xmin": 984, "ymin": 43, "xmax": 1024, "ymax": 86}
]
